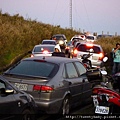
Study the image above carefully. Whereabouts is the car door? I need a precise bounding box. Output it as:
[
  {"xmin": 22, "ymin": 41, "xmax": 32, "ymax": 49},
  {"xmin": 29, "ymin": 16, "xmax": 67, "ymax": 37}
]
[
  {"xmin": 0, "ymin": 79, "xmax": 19, "ymax": 117},
  {"xmin": 74, "ymin": 62, "xmax": 92, "ymax": 101},
  {"xmin": 64, "ymin": 62, "xmax": 83, "ymax": 105}
]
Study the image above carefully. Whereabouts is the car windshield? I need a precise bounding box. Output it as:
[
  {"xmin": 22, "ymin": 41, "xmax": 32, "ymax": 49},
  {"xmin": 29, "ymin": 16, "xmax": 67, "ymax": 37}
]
[
  {"xmin": 33, "ymin": 46, "xmax": 55, "ymax": 52},
  {"xmin": 5, "ymin": 60, "xmax": 59, "ymax": 78},
  {"xmin": 52, "ymin": 36, "xmax": 64, "ymax": 40},
  {"xmin": 72, "ymin": 38, "xmax": 83, "ymax": 41},
  {"xmin": 77, "ymin": 44, "xmax": 101, "ymax": 53}
]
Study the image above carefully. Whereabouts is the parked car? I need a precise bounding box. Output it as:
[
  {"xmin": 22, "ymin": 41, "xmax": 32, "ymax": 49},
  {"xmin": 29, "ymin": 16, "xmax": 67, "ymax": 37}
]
[
  {"xmin": 2, "ymin": 56, "xmax": 102, "ymax": 115},
  {"xmin": 0, "ymin": 75, "xmax": 36, "ymax": 120},
  {"xmin": 51, "ymin": 34, "xmax": 67, "ymax": 50},
  {"xmin": 73, "ymin": 42, "xmax": 105, "ymax": 68},
  {"xmin": 31, "ymin": 44, "xmax": 61, "ymax": 57},
  {"xmin": 41, "ymin": 39, "xmax": 57, "ymax": 45}
]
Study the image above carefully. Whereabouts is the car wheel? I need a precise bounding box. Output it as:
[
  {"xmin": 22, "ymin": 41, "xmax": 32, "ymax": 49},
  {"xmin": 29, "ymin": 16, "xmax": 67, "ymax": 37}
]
[
  {"xmin": 21, "ymin": 109, "xmax": 35, "ymax": 120},
  {"xmin": 61, "ymin": 97, "xmax": 70, "ymax": 115}
]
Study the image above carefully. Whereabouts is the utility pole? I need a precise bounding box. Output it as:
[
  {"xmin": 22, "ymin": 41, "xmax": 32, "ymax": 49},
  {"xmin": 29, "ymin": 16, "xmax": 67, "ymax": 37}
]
[{"xmin": 70, "ymin": 0, "xmax": 72, "ymax": 29}]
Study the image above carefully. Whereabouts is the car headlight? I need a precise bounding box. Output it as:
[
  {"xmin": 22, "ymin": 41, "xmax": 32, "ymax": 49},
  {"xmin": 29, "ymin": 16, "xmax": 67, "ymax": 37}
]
[{"xmin": 59, "ymin": 40, "xmax": 64, "ymax": 45}]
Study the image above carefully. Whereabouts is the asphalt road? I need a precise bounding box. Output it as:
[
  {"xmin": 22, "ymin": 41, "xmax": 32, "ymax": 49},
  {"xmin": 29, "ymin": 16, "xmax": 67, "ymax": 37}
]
[{"xmin": 37, "ymin": 103, "xmax": 95, "ymax": 120}]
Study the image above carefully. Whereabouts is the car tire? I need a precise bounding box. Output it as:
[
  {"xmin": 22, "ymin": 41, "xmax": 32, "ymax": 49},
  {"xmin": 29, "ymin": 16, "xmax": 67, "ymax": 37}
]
[
  {"xmin": 60, "ymin": 96, "xmax": 70, "ymax": 115},
  {"xmin": 21, "ymin": 109, "xmax": 35, "ymax": 120}
]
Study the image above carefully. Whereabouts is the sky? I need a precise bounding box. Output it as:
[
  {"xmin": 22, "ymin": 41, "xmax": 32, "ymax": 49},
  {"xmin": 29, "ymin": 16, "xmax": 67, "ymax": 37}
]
[{"xmin": 0, "ymin": 0, "xmax": 120, "ymax": 35}]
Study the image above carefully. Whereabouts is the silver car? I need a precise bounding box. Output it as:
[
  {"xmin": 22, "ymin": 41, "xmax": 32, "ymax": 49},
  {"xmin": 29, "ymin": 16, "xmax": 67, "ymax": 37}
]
[
  {"xmin": 31, "ymin": 44, "xmax": 61, "ymax": 57},
  {"xmin": 2, "ymin": 56, "xmax": 101, "ymax": 114}
]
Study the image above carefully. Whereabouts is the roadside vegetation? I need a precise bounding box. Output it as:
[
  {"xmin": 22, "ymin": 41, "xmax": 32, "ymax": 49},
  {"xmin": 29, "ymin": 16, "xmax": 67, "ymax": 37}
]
[{"xmin": 0, "ymin": 11, "xmax": 120, "ymax": 73}]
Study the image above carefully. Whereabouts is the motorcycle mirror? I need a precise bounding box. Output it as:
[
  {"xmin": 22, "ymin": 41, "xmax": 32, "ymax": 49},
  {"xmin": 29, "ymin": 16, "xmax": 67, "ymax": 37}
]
[
  {"xmin": 103, "ymin": 57, "xmax": 108, "ymax": 62},
  {"xmin": 101, "ymin": 70, "xmax": 107, "ymax": 75}
]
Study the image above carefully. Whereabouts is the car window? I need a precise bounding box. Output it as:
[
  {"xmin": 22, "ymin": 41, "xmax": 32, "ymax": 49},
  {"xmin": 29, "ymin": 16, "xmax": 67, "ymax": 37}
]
[
  {"xmin": 77, "ymin": 44, "xmax": 101, "ymax": 53},
  {"xmin": 66, "ymin": 62, "xmax": 78, "ymax": 78},
  {"xmin": 72, "ymin": 38, "xmax": 83, "ymax": 41},
  {"xmin": 52, "ymin": 36, "xmax": 65, "ymax": 40},
  {"xmin": 0, "ymin": 80, "xmax": 5, "ymax": 89},
  {"xmin": 74, "ymin": 62, "xmax": 86, "ymax": 75},
  {"xmin": 42, "ymin": 41, "xmax": 56, "ymax": 45},
  {"xmin": 0, "ymin": 80, "xmax": 6, "ymax": 95},
  {"xmin": 6, "ymin": 60, "xmax": 59, "ymax": 78},
  {"xmin": 86, "ymin": 36, "xmax": 94, "ymax": 40},
  {"xmin": 33, "ymin": 46, "xmax": 55, "ymax": 52}
]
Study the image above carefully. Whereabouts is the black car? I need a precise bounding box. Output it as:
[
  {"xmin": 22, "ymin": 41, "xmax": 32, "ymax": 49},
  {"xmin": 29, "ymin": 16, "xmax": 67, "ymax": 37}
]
[
  {"xmin": 51, "ymin": 34, "xmax": 67, "ymax": 50},
  {"xmin": 2, "ymin": 56, "xmax": 102, "ymax": 115},
  {"xmin": 0, "ymin": 76, "xmax": 37, "ymax": 120}
]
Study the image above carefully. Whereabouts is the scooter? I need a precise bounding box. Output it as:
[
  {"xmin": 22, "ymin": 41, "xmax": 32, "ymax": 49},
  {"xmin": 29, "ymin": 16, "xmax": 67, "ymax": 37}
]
[
  {"xmin": 91, "ymin": 72, "xmax": 120, "ymax": 115},
  {"xmin": 81, "ymin": 48, "xmax": 108, "ymax": 70}
]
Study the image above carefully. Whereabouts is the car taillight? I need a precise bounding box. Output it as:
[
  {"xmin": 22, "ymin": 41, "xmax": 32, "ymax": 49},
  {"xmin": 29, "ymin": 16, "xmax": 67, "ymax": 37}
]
[
  {"xmin": 31, "ymin": 54, "xmax": 34, "ymax": 57},
  {"xmin": 98, "ymin": 52, "xmax": 104, "ymax": 60},
  {"xmin": 73, "ymin": 49, "xmax": 78, "ymax": 57},
  {"xmin": 33, "ymin": 85, "xmax": 41, "ymax": 91},
  {"xmin": 43, "ymin": 50, "xmax": 49, "ymax": 54},
  {"xmin": 33, "ymin": 85, "xmax": 54, "ymax": 92}
]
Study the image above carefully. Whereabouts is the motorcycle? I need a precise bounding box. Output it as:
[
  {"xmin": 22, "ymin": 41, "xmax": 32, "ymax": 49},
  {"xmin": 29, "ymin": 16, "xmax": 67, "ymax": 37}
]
[
  {"xmin": 81, "ymin": 49, "xmax": 109, "ymax": 89},
  {"xmin": 91, "ymin": 72, "xmax": 120, "ymax": 115},
  {"xmin": 81, "ymin": 48, "xmax": 108, "ymax": 70}
]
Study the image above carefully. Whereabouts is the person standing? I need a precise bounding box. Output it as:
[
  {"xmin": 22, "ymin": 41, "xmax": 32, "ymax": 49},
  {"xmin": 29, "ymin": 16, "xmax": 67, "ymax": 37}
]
[{"xmin": 112, "ymin": 43, "xmax": 120, "ymax": 74}]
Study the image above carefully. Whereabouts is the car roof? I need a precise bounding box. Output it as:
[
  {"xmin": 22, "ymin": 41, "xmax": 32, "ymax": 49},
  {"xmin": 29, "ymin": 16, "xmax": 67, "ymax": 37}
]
[
  {"xmin": 23, "ymin": 56, "xmax": 79, "ymax": 64},
  {"xmin": 34, "ymin": 44, "xmax": 56, "ymax": 47},
  {"xmin": 52, "ymin": 34, "xmax": 65, "ymax": 36},
  {"xmin": 42, "ymin": 39, "xmax": 56, "ymax": 42}
]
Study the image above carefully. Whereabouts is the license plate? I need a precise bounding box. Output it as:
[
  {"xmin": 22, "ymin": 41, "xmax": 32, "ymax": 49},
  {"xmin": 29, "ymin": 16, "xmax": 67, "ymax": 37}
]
[
  {"xmin": 95, "ymin": 105, "xmax": 109, "ymax": 114},
  {"xmin": 92, "ymin": 95, "xmax": 99, "ymax": 107},
  {"xmin": 15, "ymin": 83, "xmax": 28, "ymax": 91}
]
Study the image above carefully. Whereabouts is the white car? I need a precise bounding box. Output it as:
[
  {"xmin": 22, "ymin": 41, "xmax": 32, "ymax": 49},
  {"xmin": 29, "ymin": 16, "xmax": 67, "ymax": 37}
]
[
  {"xmin": 73, "ymin": 42, "xmax": 105, "ymax": 68},
  {"xmin": 31, "ymin": 44, "xmax": 61, "ymax": 57}
]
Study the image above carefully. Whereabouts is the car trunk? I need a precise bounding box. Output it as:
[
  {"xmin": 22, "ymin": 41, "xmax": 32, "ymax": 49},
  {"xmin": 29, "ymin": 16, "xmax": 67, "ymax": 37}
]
[{"xmin": 2, "ymin": 75, "xmax": 51, "ymax": 101}]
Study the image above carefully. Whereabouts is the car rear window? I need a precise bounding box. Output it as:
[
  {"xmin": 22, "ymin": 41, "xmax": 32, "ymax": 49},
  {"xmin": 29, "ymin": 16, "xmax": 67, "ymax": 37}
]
[
  {"xmin": 42, "ymin": 41, "xmax": 56, "ymax": 45},
  {"xmin": 33, "ymin": 46, "xmax": 55, "ymax": 52},
  {"xmin": 52, "ymin": 36, "xmax": 65, "ymax": 40},
  {"xmin": 72, "ymin": 38, "xmax": 83, "ymax": 41},
  {"xmin": 77, "ymin": 44, "xmax": 101, "ymax": 53},
  {"xmin": 6, "ymin": 60, "xmax": 58, "ymax": 78}
]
